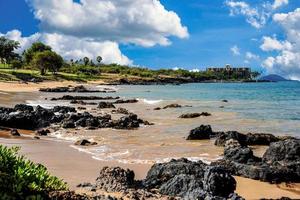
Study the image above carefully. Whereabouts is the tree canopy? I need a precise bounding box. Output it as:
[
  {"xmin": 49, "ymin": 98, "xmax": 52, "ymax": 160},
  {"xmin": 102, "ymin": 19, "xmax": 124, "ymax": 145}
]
[
  {"xmin": 31, "ymin": 50, "xmax": 63, "ymax": 75},
  {"xmin": 23, "ymin": 42, "xmax": 52, "ymax": 64},
  {"xmin": 0, "ymin": 37, "xmax": 20, "ymax": 64}
]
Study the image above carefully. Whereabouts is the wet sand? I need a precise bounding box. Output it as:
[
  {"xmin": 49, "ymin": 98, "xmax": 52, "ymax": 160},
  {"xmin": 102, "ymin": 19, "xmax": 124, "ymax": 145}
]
[{"xmin": 1, "ymin": 137, "xmax": 300, "ymax": 199}]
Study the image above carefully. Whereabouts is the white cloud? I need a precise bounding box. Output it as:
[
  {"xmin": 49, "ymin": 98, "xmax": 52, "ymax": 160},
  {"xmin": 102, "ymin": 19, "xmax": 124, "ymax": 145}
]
[
  {"xmin": 27, "ymin": 0, "xmax": 189, "ymax": 47},
  {"xmin": 261, "ymin": 8, "xmax": 300, "ymax": 80},
  {"xmin": 246, "ymin": 51, "xmax": 260, "ymax": 60},
  {"xmin": 2, "ymin": 0, "xmax": 188, "ymax": 65},
  {"xmin": 225, "ymin": 0, "xmax": 288, "ymax": 29},
  {"xmin": 230, "ymin": 45, "xmax": 241, "ymax": 55},
  {"xmin": 225, "ymin": 1, "xmax": 269, "ymax": 28},
  {"xmin": 272, "ymin": 0, "xmax": 288, "ymax": 10},
  {"xmin": 0, "ymin": 30, "xmax": 41, "ymax": 54},
  {"xmin": 1, "ymin": 29, "xmax": 132, "ymax": 65},
  {"xmin": 260, "ymin": 36, "xmax": 292, "ymax": 51},
  {"xmin": 189, "ymin": 68, "xmax": 200, "ymax": 72}
]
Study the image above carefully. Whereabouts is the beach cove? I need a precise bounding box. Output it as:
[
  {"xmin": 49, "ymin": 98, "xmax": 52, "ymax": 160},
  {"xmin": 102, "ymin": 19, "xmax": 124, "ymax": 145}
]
[{"xmin": 0, "ymin": 81, "xmax": 300, "ymax": 199}]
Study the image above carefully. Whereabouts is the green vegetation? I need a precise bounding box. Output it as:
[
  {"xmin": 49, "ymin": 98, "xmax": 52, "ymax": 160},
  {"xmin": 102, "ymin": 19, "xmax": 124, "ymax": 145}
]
[
  {"xmin": 0, "ymin": 145, "xmax": 67, "ymax": 199},
  {"xmin": 0, "ymin": 36, "xmax": 260, "ymax": 83},
  {"xmin": 31, "ymin": 51, "xmax": 63, "ymax": 75}
]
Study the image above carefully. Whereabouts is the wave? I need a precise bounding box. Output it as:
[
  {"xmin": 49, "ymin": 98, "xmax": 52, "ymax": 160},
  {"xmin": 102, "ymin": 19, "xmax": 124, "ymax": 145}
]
[{"xmin": 139, "ymin": 98, "xmax": 163, "ymax": 105}]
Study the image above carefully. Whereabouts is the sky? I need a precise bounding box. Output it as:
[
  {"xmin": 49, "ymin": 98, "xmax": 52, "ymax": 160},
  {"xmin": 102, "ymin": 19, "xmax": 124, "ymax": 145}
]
[{"xmin": 0, "ymin": 0, "xmax": 300, "ymax": 79}]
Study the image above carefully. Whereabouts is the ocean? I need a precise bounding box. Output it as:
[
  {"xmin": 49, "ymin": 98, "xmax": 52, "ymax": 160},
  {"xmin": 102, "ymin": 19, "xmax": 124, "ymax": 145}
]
[{"xmin": 28, "ymin": 81, "xmax": 300, "ymax": 164}]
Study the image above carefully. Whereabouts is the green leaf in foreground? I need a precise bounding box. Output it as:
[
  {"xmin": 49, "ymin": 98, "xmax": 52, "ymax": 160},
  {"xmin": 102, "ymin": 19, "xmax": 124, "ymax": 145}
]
[{"xmin": 0, "ymin": 145, "xmax": 67, "ymax": 199}]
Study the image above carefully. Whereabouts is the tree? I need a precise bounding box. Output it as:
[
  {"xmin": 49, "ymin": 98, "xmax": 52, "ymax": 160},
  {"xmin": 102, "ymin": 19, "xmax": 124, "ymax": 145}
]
[
  {"xmin": 96, "ymin": 56, "xmax": 102, "ymax": 65},
  {"xmin": 23, "ymin": 42, "xmax": 52, "ymax": 64},
  {"xmin": 0, "ymin": 37, "xmax": 20, "ymax": 64},
  {"xmin": 31, "ymin": 51, "xmax": 63, "ymax": 75},
  {"xmin": 83, "ymin": 57, "xmax": 89, "ymax": 66}
]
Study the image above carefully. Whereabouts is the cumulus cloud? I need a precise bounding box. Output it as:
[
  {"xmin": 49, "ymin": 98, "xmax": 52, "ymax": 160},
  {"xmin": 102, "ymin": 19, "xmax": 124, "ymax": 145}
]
[
  {"xmin": 230, "ymin": 45, "xmax": 241, "ymax": 55},
  {"xmin": 260, "ymin": 36, "xmax": 292, "ymax": 51},
  {"xmin": 0, "ymin": 30, "xmax": 41, "ymax": 54},
  {"xmin": 2, "ymin": 0, "xmax": 188, "ymax": 65},
  {"xmin": 246, "ymin": 51, "xmax": 260, "ymax": 60},
  {"xmin": 225, "ymin": 0, "xmax": 288, "ymax": 29},
  {"xmin": 1, "ymin": 29, "xmax": 132, "ymax": 65},
  {"xmin": 272, "ymin": 0, "xmax": 288, "ymax": 9},
  {"xmin": 27, "ymin": 0, "xmax": 189, "ymax": 47},
  {"xmin": 261, "ymin": 8, "xmax": 300, "ymax": 80}
]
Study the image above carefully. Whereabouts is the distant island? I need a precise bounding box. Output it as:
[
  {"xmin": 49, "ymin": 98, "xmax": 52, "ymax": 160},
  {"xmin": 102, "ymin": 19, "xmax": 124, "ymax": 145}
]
[{"xmin": 259, "ymin": 74, "xmax": 289, "ymax": 82}]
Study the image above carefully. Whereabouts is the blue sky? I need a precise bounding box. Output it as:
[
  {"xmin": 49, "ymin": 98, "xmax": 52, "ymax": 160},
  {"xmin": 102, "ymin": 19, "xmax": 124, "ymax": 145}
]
[{"xmin": 1, "ymin": 0, "xmax": 300, "ymax": 78}]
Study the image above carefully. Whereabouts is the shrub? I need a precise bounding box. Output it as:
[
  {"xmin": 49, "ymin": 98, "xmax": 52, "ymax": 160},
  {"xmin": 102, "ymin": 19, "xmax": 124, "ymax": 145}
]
[{"xmin": 0, "ymin": 145, "xmax": 67, "ymax": 199}]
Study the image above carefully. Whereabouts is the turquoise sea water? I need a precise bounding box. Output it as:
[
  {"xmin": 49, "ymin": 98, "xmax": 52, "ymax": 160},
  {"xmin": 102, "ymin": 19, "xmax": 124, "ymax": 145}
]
[{"xmin": 118, "ymin": 81, "xmax": 300, "ymax": 121}]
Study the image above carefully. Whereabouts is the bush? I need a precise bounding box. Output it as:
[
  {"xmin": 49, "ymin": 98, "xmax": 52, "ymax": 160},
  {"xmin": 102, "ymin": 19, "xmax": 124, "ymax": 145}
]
[{"xmin": 0, "ymin": 145, "xmax": 67, "ymax": 199}]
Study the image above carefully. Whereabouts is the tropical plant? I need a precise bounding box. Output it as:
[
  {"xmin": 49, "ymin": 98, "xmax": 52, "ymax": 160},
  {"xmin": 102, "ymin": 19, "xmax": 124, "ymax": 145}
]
[
  {"xmin": 0, "ymin": 37, "xmax": 20, "ymax": 64},
  {"xmin": 0, "ymin": 145, "xmax": 67, "ymax": 199},
  {"xmin": 31, "ymin": 50, "xmax": 63, "ymax": 75},
  {"xmin": 83, "ymin": 57, "xmax": 89, "ymax": 66},
  {"xmin": 23, "ymin": 42, "xmax": 52, "ymax": 64},
  {"xmin": 96, "ymin": 56, "xmax": 102, "ymax": 65}
]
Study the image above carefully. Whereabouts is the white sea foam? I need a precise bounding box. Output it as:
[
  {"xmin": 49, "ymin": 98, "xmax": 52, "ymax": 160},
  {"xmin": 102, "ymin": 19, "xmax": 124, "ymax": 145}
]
[{"xmin": 139, "ymin": 98, "xmax": 163, "ymax": 105}]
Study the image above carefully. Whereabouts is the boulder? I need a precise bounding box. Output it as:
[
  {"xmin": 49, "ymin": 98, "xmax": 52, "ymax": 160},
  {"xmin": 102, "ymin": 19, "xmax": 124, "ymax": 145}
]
[
  {"xmin": 215, "ymin": 131, "xmax": 248, "ymax": 146},
  {"xmin": 10, "ymin": 129, "xmax": 20, "ymax": 136},
  {"xmin": 36, "ymin": 129, "xmax": 50, "ymax": 136},
  {"xmin": 111, "ymin": 107, "xmax": 129, "ymax": 115},
  {"xmin": 144, "ymin": 158, "xmax": 207, "ymax": 189},
  {"xmin": 95, "ymin": 167, "xmax": 135, "ymax": 192},
  {"xmin": 113, "ymin": 113, "xmax": 140, "ymax": 129},
  {"xmin": 52, "ymin": 106, "xmax": 76, "ymax": 114},
  {"xmin": 163, "ymin": 104, "xmax": 182, "ymax": 109},
  {"xmin": 246, "ymin": 133, "xmax": 280, "ymax": 145},
  {"xmin": 179, "ymin": 112, "xmax": 211, "ymax": 118},
  {"xmin": 14, "ymin": 104, "xmax": 34, "ymax": 112},
  {"xmin": 98, "ymin": 102, "xmax": 115, "ymax": 109},
  {"xmin": 186, "ymin": 125, "xmax": 213, "ymax": 140},
  {"xmin": 62, "ymin": 120, "xmax": 76, "ymax": 129},
  {"xmin": 224, "ymin": 139, "xmax": 261, "ymax": 164},
  {"xmin": 74, "ymin": 139, "xmax": 97, "ymax": 146},
  {"xmin": 262, "ymin": 139, "xmax": 300, "ymax": 163},
  {"xmin": 114, "ymin": 99, "xmax": 138, "ymax": 104},
  {"xmin": 203, "ymin": 166, "xmax": 236, "ymax": 197}
]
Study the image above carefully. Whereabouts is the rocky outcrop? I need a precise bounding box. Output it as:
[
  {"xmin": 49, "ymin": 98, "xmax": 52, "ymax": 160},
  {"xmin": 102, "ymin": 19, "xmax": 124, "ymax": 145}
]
[
  {"xmin": 143, "ymin": 158, "xmax": 241, "ymax": 199},
  {"xmin": 112, "ymin": 114, "xmax": 140, "ymax": 129},
  {"xmin": 113, "ymin": 99, "xmax": 138, "ymax": 104},
  {"xmin": 40, "ymin": 85, "xmax": 115, "ymax": 93},
  {"xmin": 75, "ymin": 139, "xmax": 97, "ymax": 146},
  {"xmin": 0, "ymin": 104, "xmax": 147, "ymax": 130},
  {"xmin": 262, "ymin": 139, "xmax": 300, "ymax": 163},
  {"xmin": 213, "ymin": 138, "xmax": 300, "ymax": 183},
  {"xmin": 70, "ymin": 100, "xmax": 98, "ymax": 105},
  {"xmin": 95, "ymin": 167, "xmax": 135, "ymax": 192},
  {"xmin": 51, "ymin": 95, "xmax": 119, "ymax": 101},
  {"xmin": 98, "ymin": 102, "xmax": 115, "ymax": 109},
  {"xmin": 162, "ymin": 104, "xmax": 182, "ymax": 109},
  {"xmin": 186, "ymin": 125, "xmax": 214, "ymax": 140},
  {"xmin": 77, "ymin": 159, "xmax": 242, "ymax": 200},
  {"xmin": 10, "ymin": 129, "xmax": 20, "ymax": 136},
  {"xmin": 111, "ymin": 107, "xmax": 129, "ymax": 115},
  {"xmin": 179, "ymin": 112, "xmax": 211, "ymax": 118},
  {"xmin": 36, "ymin": 129, "xmax": 50, "ymax": 136}
]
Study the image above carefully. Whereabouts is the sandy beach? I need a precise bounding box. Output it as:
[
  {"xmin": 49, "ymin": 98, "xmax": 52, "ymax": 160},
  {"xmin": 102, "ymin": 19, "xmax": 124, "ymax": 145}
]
[{"xmin": 0, "ymin": 81, "xmax": 300, "ymax": 199}]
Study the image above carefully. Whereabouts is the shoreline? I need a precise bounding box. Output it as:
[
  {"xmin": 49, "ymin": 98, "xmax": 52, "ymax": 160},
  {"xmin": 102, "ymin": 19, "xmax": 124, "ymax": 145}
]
[
  {"xmin": 0, "ymin": 81, "xmax": 300, "ymax": 199},
  {"xmin": 1, "ymin": 137, "xmax": 300, "ymax": 199}
]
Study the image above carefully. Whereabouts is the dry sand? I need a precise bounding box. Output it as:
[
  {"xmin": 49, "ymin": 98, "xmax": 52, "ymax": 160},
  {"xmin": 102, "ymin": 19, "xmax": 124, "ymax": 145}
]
[{"xmin": 0, "ymin": 80, "xmax": 106, "ymax": 92}]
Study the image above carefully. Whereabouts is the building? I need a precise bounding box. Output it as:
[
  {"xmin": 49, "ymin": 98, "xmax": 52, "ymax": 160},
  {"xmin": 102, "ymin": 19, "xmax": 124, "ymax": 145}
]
[{"xmin": 206, "ymin": 64, "xmax": 251, "ymax": 79}]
